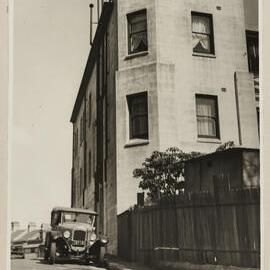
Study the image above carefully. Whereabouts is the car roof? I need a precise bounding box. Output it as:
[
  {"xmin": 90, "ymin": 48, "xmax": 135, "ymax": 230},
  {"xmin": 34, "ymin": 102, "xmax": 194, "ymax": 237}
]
[{"xmin": 52, "ymin": 207, "xmax": 98, "ymax": 215}]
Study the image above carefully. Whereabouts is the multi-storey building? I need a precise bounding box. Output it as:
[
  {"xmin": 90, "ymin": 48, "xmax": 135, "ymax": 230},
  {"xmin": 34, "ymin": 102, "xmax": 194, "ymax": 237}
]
[{"xmin": 70, "ymin": 0, "xmax": 259, "ymax": 254}]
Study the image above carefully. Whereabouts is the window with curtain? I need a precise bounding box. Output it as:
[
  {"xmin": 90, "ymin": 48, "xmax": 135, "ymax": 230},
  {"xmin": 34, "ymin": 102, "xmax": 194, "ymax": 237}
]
[
  {"xmin": 196, "ymin": 95, "xmax": 219, "ymax": 138},
  {"xmin": 246, "ymin": 31, "xmax": 259, "ymax": 74},
  {"xmin": 127, "ymin": 9, "xmax": 148, "ymax": 54},
  {"xmin": 192, "ymin": 12, "xmax": 214, "ymax": 54},
  {"xmin": 127, "ymin": 92, "xmax": 148, "ymax": 139}
]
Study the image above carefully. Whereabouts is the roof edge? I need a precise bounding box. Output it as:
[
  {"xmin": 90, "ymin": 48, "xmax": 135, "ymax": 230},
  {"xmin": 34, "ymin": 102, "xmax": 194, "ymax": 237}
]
[
  {"xmin": 186, "ymin": 147, "xmax": 259, "ymax": 163},
  {"xmin": 70, "ymin": 1, "xmax": 114, "ymax": 123}
]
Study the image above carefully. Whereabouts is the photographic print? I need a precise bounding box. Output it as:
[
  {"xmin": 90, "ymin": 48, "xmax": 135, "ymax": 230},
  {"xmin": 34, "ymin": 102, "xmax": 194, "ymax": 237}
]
[{"xmin": 7, "ymin": 0, "xmax": 261, "ymax": 270}]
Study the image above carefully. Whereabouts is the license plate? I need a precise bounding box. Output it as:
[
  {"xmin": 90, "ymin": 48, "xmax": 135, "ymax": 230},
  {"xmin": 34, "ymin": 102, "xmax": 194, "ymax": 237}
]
[{"xmin": 72, "ymin": 240, "xmax": 85, "ymax": 246}]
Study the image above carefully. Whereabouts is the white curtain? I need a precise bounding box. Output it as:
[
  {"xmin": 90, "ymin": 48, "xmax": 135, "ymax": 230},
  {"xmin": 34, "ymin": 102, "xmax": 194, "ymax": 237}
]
[
  {"xmin": 131, "ymin": 32, "xmax": 147, "ymax": 52},
  {"xmin": 196, "ymin": 98, "xmax": 216, "ymax": 137},
  {"xmin": 192, "ymin": 15, "xmax": 211, "ymax": 52}
]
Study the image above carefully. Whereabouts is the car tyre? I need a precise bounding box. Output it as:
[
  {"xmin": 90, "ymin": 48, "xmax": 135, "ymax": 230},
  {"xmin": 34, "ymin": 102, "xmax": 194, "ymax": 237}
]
[{"xmin": 49, "ymin": 242, "xmax": 56, "ymax": 265}]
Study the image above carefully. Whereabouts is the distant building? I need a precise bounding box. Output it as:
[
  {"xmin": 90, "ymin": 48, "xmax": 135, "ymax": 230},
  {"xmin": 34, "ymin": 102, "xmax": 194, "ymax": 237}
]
[
  {"xmin": 11, "ymin": 222, "xmax": 45, "ymax": 258},
  {"xmin": 70, "ymin": 0, "xmax": 259, "ymax": 254}
]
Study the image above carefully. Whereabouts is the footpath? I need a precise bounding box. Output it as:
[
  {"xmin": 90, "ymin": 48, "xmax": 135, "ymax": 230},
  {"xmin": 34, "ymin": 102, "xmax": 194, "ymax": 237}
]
[{"xmin": 108, "ymin": 257, "xmax": 259, "ymax": 270}]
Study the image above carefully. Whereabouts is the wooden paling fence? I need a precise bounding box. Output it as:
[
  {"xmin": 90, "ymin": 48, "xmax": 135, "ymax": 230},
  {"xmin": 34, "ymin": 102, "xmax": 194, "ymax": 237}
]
[{"xmin": 117, "ymin": 188, "xmax": 260, "ymax": 268}]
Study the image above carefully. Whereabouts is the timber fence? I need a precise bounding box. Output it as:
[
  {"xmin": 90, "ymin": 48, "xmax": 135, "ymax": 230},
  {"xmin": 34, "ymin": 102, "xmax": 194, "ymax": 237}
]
[{"xmin": 117, "ymin": 188, "xmax": 260, "ymax": 268}]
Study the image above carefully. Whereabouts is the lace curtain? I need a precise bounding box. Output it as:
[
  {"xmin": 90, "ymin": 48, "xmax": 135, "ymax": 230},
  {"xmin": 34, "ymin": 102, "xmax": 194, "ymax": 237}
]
[
  {"xmin": 129, "ymin": 13, "xmax": 147, "ymax": 53},
  {"xmin": 192, "ymin": 15, "xmax": 211, "ymax": 53}
]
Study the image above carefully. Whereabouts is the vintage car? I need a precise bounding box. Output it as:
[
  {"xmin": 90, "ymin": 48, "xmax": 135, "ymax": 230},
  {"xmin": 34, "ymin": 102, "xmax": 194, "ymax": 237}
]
[
  {"xmin": 44, "ymin": 207, "xmax": 108, "ymax": 266},
  {"xmin": 11, "ymin": 244, "xmax": 25, "ymax": 259}
]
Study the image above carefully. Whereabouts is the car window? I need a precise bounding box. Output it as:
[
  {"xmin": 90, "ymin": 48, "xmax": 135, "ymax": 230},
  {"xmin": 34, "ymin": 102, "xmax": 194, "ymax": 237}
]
[
  {"xmin": 62, "ymin": 213, "xmax": 77, "ymax": 223},
  {"xmin": 51, "ymin": 212, "xmax": 61, "ymax": 226},
  {"xmin": 61, "ymin": 212, "xmax": 95, "ymax": 225}
]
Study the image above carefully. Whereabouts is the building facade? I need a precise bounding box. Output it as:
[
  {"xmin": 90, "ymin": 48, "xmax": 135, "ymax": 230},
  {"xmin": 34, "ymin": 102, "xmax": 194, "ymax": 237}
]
[{"xmin": 70, "ymin": 0, "xmax": 259, "ymax": 254}]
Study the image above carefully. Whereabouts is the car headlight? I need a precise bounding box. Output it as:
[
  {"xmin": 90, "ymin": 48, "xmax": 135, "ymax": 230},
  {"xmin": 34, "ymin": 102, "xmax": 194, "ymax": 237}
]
[
  {"xmin": 63, "ymin": 230, "xmax": 71, "ymax": 239},
  {"xmin": 90, "ymin": 232, "xmax": 97, "ymax": 241},
  {"xmin": 100, "ymin": 237, "xmax": 108, "ymax": 244}
]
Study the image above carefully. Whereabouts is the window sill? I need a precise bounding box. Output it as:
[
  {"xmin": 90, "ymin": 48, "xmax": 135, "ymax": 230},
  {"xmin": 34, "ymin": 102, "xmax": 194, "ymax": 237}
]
[
  {"xmin": 124, "ymin": 51, "xmax": 149, "ymax": 60},
  {"xmin": 192, "ymin": 52, "xmax": 216, "ymax": 59},
  {"xmin": 197, "ymin": 137, "xmax": 221, "ymax": 144},
  {"xmin": 124, "ymin": 139, "xmax": 149, "ymax": 148}
]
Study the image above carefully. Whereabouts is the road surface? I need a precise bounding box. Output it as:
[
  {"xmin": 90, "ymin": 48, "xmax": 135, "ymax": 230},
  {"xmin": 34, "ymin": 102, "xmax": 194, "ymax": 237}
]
[{"xmin": 11, "ymin": 258, "xmax": 107, "ymax": 270}]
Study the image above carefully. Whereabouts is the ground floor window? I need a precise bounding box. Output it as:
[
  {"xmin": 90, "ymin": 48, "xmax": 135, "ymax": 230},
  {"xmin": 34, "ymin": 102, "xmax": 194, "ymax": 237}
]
[{"xmin": 196, "ymin": 94, "xmax": 220, "ymax": 138}]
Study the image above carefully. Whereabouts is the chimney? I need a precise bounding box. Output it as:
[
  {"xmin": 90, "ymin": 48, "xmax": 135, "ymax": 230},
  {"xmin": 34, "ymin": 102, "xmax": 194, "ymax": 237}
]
[
  {"xmin": 27, "ymin": 222, "xmax": 36, "ymax": 232},
  {"xmin": 11, "ymin": 221, "xmax": 20, "ymax": 232}
]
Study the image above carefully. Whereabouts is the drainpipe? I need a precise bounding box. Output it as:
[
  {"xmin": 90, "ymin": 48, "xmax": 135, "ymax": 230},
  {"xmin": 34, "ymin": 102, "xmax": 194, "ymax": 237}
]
[
  {"xmin": 83, "ymin": 95, "xmax": 87, "ymax": 208},
  {"xmin": 234, "ymin": 72, "xmax": 242, "ymax": 145}
]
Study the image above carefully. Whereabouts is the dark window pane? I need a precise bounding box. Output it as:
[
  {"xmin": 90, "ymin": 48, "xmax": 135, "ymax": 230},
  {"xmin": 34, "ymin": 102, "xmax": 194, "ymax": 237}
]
[
  {"xmin": 127, "ymin": 92, "xmax": 148, "ymax": 139},
  {"xmin": 246, "ymin": 31, "xmax": 259, "ymax": 74},
  {"xmin": 256, "ymin": 107, "xmax": 260, "ymax": 136},
  {"xmin": 132, "ymin": 115, "xmax": 148, "ymax": 138},
  {"xmin": 130, "ymin": 20, "xmax": 147, "ymax": 33}
]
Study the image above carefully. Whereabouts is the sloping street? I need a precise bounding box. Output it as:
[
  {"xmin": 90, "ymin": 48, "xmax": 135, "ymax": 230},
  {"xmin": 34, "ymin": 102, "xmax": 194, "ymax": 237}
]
[{"xmin": 11, "ymin": 259, "xmax": 106, "ymax": 270}]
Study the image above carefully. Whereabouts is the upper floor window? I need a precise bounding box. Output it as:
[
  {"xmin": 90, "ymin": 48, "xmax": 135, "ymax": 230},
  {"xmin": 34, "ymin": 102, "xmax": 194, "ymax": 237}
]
[
  {"xmin": 127, "ymin": 92, "xmax": 148, "ymax": 139},
  {"xmin": 127, "ymin": 9, "xmax": 148, "ymax": 54},
  {"xmin": 246, "ymin": 31, "xmax": 259, "ymax": 75},
  {"xmin": 192, "ymin": 12, "xmax": 214, "ymax": 55},
  {"xmin": 196, "ymin": 94, "xmax": 220, "ymax": 138}
]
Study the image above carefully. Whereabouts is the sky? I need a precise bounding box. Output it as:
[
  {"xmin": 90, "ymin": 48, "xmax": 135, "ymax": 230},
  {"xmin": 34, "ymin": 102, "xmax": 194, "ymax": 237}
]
[{"xmin": 11, "ymin": 0, "xmax": 94, "ymax": 228}]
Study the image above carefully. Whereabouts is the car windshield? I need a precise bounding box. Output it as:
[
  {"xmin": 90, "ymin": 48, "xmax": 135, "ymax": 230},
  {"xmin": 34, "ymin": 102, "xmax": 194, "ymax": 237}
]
[{"xmin": 61, "ymin": 212, "xmax": 95, "ymax": 225}]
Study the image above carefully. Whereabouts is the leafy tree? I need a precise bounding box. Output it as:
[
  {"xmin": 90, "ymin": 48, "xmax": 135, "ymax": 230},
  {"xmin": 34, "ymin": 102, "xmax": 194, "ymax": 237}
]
[
  {"xmin": 133, "ymin": 142, "xmax": 236, "ymax": 201},
  {"xmin": 133, "ymin": 147, "xmax": 201, "ymax": 201}
]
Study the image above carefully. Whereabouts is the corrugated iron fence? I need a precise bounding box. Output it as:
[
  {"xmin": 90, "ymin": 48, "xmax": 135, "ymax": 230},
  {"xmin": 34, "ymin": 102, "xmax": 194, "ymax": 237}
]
[{"xmin": 118, "ymin": 189, "xmax": 260, "ymax": 268}]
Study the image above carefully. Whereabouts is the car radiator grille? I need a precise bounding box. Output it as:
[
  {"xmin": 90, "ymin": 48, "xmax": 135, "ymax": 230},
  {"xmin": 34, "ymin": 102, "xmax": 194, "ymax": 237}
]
[{"xmin": 73, "ymin": 230, "xmax": 86, "ymax": 241}]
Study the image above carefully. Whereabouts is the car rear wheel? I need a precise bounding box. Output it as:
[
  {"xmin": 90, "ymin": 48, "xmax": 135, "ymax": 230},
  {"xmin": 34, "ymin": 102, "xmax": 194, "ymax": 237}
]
[{"xmin": 49, "ymin": 242, "xmax": 56, "ymax": 264}]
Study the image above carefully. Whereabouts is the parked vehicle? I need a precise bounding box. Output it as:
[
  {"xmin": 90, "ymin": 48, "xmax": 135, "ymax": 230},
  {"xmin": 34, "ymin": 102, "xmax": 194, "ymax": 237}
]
[
  {"xmin": 11, "ymin": 244, "xmax": 25, "ymax": 259},
  {"xmin": 44, "ymin": 207, "xmax": 108, "ymax": 266}
]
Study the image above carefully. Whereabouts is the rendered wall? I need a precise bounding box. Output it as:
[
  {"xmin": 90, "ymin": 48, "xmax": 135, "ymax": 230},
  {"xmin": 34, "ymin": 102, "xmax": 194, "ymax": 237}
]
[
  {"xmin": 155, "ymin": 0, "xmax": 258, "ymax": 152},
  {"xmin": 116, "ymin": 0, "xmax": 159, "ymax": 215},
  {"xmin": 115, "ymin": 0, "xmax": 259, "ymax": 216},
  {"xmin": 72, "ymin": 3, "xmax": 118, "ymax": 254}
]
